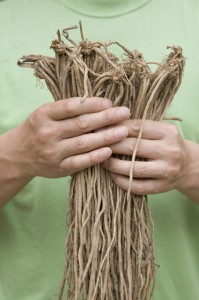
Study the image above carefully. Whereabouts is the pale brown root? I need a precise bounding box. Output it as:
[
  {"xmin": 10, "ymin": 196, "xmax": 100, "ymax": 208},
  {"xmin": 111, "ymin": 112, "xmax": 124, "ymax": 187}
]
[{"xmin": 19, "ymin": 27, "xmax": 185, "ymax": 300}]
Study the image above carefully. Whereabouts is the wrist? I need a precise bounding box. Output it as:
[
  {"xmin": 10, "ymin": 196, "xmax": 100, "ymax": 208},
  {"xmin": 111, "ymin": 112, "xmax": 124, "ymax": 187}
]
[
  {"xmin": 0, "ymin": 126, "xmax": 34, "ymax": 206},
  {"xmin": 0, "ymin": 125, "xmax": 34, "ymax": 182},
  {"xmin": 176, "ymin": 140, "xmax": 199, "ymax": 204}
]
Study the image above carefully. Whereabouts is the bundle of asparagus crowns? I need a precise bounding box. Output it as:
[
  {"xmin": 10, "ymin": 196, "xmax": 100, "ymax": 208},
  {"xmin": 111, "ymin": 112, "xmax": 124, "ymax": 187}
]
[{"xmin": 18, "ymin": 23, "xmax": 185, "ymax": 300}]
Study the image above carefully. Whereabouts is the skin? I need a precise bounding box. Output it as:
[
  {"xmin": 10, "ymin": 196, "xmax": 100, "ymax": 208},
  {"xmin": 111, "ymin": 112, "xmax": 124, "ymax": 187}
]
[
  {"xmin": 101, "ymin": 119, "xmax": 199, "ymax": 204},
  {"xmin": 1, "ymin": 97, "xmax": 199, "ymax": 206},
  {"xmin": 0, "ymin": 97, "xmax": 130, "ymax": 208}
]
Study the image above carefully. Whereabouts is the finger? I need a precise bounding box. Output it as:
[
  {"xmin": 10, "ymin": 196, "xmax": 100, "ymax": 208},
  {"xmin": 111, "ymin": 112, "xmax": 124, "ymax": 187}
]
[
  {"xmin": 109, "ymin": 138, "xmax": 164, "ymax": 159},
  {"xmin": 109, "ymin": 173, "xmax": 170, "ymax": 195},
  {"xmin": 60, "ymin": 147, "xmax": 112, "ymax": 174},
  {"xmin": 57, "ymin": 106, "xmax": 130, "ymax": 139},
  {"xmin": 45, "ymin": 97, "xmax": 113, "ymax": 120},
  {"xmin": 58, "ymin": 126, "xmax": 128, "ymax": 158},
  {"xmin": 111, "ymin": 119, "xmax": 177, "ymax": 140},
  {"xmin": 102, "ymin": 157, "xmax": 165, "ymax": 179}
]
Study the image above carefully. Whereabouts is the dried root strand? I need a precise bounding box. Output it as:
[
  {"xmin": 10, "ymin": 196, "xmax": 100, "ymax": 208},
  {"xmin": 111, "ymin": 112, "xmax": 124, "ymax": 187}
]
[{"xmin": 18, "ymin": 25, "xmax": 185, "ymax": 300}]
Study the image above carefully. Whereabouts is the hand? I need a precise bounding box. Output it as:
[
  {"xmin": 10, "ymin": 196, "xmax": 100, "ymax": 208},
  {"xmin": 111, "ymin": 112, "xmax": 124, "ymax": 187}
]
[
  {"xmin": 102, "ymin": 119, "xmax": 189, "ymax": 195},
  {"xmin": 1, "ymin": 97, "xmax": 130, "ymax": 180},
  {"xmin": 1, "ymin": 96, "xmax": 129, "ymax": 205}
]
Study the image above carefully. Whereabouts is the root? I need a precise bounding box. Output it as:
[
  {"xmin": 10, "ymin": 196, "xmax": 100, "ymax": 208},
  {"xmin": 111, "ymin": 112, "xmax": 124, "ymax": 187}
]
[{"xmin": 18, "ymin": 24, "xmax": 185, "ymax": 300}]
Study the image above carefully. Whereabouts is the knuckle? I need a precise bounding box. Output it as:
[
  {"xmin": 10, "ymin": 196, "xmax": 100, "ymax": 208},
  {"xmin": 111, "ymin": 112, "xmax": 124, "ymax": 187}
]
[
  {"xmin": 63, "ymin": 99, "xmax": 75, "ymax": 114},
  {"xmin": 77, "ymin": 115, "xmax": 88, "ymax": 130},
  {"xmin": 169, "ymin": 124, "xmax": 180, "ymax": 139},
  {"xmin": 38, "ymin": 103, "xmax": 49, "ymax": 118},
  {"xmin": 37, "ymin": 127, "xmax": 53, "ymax": 143},
  {"xmin": 127, "ymin": 139, "xmax": 136, "ymax": 154},
  {"xmin": 28, "ymin": 111, "xmax": 41, "ymax": 128},
  {"xmin": 138, "ymin": 163, "xmax": 149, "ymax": 176},
  {"xmin": 136, "ymin": 142, "xmax": 143, "ymax": 155},
  {"xmin": 89, "ymin": 152, "xmax": 98, "ymax": 165},
  {"xmin": 166, "ymin": 164, "xmax": 180, "ymax": 178},
  {"xmin": 29, "ymin": 104, "xmax": 48, "ymax": 127},
  {"xmin": 89, "ymin": 150, "xmax": 104, "ymax": 166},
  {"xmin": 132, "ymin": 120, "xmax": 142, "ymax": 133},
  {"xmin": 103, "ymin": 109, "xmax": 112, "ymax": 124},
  {"xmin": 39, "ymin": 147, "xmax": 54, "ymax": 161},
  {"xmin": 27, "ymin": 113, "xmax": 36, "ymax": 129},
  {"xmin": 170, "ymin": 146, "xmax": 181, "ymax": 161},
  {"xmin": 127, "ymin": 138, "xmax": 141, "ymax": 155},
  {"xmin": 68, "ymin": 156, "xmax": 79, "ymax": 170},
  {"xmin": 75, "ymin": 136, "xmax": 87, "ymax": 150},
  {"xmin": 104, "ymin": 129, "xmax": 112, "ymax": 142},
  {"xmin": 127, "ymin": 144, "xmax": 134, "ymax": 154}
]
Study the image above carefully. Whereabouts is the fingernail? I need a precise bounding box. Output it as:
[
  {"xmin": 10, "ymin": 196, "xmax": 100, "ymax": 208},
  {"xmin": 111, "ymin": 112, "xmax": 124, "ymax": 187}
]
[
  {"xmin": 102, "ymin": 99, "xmax": 112, "ymax": 109},
  {"xmin": 114, "ymin": 127, "xmax": 128, "ymax": 138},
  {"xmin": 117, "ymin": 107, "xmax": 130, "ymax": 118}
]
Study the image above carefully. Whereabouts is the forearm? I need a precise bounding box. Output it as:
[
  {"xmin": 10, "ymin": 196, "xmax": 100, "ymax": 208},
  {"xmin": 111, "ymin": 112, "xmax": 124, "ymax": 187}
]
[
  {"xmin": 0, "ymin": 128, "xmax": 33, "ymax": 207},
  {"xmin": 176, "ymin": 140, "xmax": 199, "ymax": 204},
  {"xmin": 0, "ymin": 174, "xmax": 31, "ymax": 208}
]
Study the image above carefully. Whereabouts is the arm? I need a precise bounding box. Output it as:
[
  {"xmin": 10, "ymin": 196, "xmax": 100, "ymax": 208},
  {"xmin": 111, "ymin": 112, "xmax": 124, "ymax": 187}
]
[
  {"xmin": 176, "ymin": 140, "xmax": 199, "ymax": 202},
  {"xmin": 0, "ymin": 97, "xmax": 130, "ymax": 208},
  {"xmin": 102, "ymin": 120, "xmax": 199, "ymax": 204},
  {"xmin": 0, "ymin": 126, "xmax": 33, "ymax": 206}
]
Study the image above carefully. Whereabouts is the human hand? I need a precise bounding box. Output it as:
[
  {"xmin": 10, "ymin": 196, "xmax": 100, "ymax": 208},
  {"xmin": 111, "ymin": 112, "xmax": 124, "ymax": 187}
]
[
  {"xmin": 3, "ymin": 97, "xmax": 130, "ymax": 180},
  {"xmin": 101, "ymin": 119, "xmax": 189, "ymax": 195}
]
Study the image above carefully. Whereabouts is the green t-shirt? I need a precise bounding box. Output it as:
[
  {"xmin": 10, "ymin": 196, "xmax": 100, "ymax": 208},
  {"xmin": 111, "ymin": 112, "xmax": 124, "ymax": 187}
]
[{"xmin": 0, "ymin": 0, "xmax": 199, "ymax": 299}]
